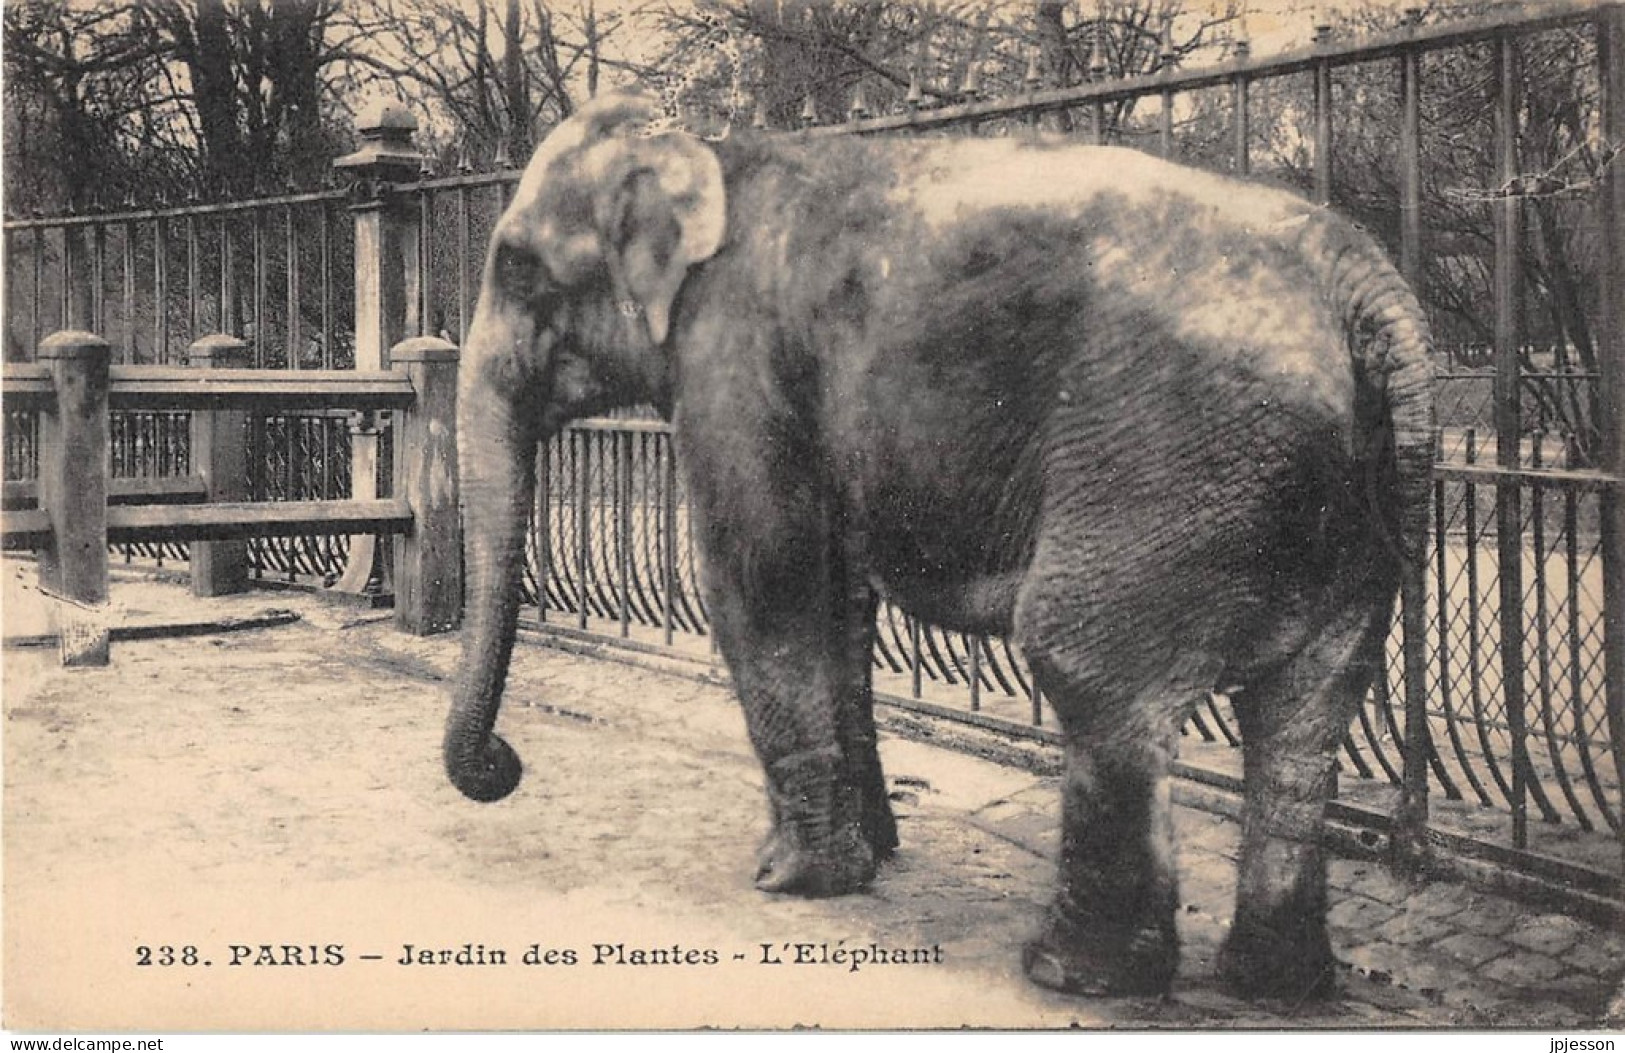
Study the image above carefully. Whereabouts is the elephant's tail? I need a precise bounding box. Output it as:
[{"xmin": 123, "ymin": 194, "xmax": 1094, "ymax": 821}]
[{"xmin": 1309, "ymin": 212, "xmax": 1437, "ymax": 589}]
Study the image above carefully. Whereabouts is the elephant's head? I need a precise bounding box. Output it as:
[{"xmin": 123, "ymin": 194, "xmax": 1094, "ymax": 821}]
[{"xmin": 445, "ymin": 93, "xmax": 726, "ymax": 802}]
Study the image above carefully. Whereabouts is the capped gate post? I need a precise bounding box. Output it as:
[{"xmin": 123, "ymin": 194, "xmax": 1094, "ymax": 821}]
[
  {"xmin": 188, "ymin": 334, "xmax": 252, "ymax": 597},
  {"xmin": 37, "ymin": 330, "xmax": 111, "ymax": 666},
  {"xmin": 334, "ymin": 101, "xmax": 426, "ymax": 598},
  {"xmin": 390, "ymin": 336, "xmax": 461, "ymax": 635},
  {"xmin": 336, "ymin": 101, "xmax": 424, "ymax": 372}
]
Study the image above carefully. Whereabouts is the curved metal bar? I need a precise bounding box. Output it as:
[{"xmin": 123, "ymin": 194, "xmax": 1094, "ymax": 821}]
[
  {"xmin": 1341, "ymin": 728, "xmax": 1376, "ymax": 781},
  {"xmin": 1000, "ymin": 638, "xmax": 1031, "ymax": 697},
  {"xmin": 579, "ymin": 432, "xmax": 608, "ymax": 618},
  {"xmin": 1438, "ymin": 478, "xmax": 1493, "ymax": 805},
  {"xmin": 873, "ymin": 604, "xmax": 910, "ymax": 674},
  {"xmin": 585, "ymin": 432, "xmax": 620, "ymax": 620},
  {"xmin": 978, "ymin": 635, "xmax": 1018, "ymax": 696},
  {"xmin": 923, "ymin": 620, "xmax": 955, "ymax": 685},
  {"xmin": 627, "ymin": 432, "xmax": 667, "ymax": 625},
  {"xmin": 1568, "ymin": 483, "xmax": 1617, "ymax": 830},
  {"xmin": 661, "ymin": 477, "xmax": 702, "ymax": 635},
  {"xmin": 559, "ymin": 435, "xmax": 590, "ymax": 616},
  {"xmin": 615, "ymin": 430, "xmax": 634, "ymax": 633},
  {"xmin": 542, "ymin": 441, "xmax": 576, "ymax": 613},
  {"xmin": 1363, "ymin": 657, "xmax": 1405, "ymax": 785},
  {"xmin": 1204, "ymin": 692, "xmax": 1241, "ymax": 747},
  {"xmin": 676, "ymin": 500, "xmax": 710, "ymax": 632},
  {"xmin": 554, "ymin": 434, "xmax": 586, "ymax": 617},
  {"xmin": 1184, "ymin": 707, "xmax": 1218, "ymax": 742},
  {"xmin": 894, "ymin": 605, "xmax": 923, "ymax": 676},
  {"xmin": 1462, "ymin": 436, "xmax": 1518, "ymax": 808},
  {"xmin": 1512, "ymin": 509, "xmax": 1562, "ymax": 826},
  {"xmin": 1530, "ymin": 440, "xmax": 1592, "ymax": 828},
  {"xmin": 625, "ymin": 432, "xmax": 659, "ymax": 626},
  {"xmin": 528, "ymin": 433, "xmax": 551, "ymax": 614}
]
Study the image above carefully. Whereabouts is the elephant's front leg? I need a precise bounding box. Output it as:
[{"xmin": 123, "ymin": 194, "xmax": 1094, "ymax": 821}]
[
  {"xmin": 831, "ymin": 530, "xmax": 898, "ymax": 863},
  {"xmin": 698, "ymin": 527, "xmax": 885, "ymax": 897},
  {"xmin": 730, "ymin": 619, "xmax": 882, "ymax": 897},
  {"xmin": 747, "ymin": 570, "xmax": 896, "ymax": 890}
]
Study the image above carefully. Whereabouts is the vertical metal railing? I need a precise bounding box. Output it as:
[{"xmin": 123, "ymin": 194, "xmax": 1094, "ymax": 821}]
[
  {"xmin": 1597, "ymin": 4, "xmax": 1625, "ymax": 875},
  {"xmin": 1494, "ymin": 34, "xmax": 1531, "ymax": 849},
  {"xmin": 1, "ymin": 190, "xmax": 359, "ymax": 577},
  {"xmin": 1232, "ymin": 39, "xmax": 1251, "ymax": 176}
]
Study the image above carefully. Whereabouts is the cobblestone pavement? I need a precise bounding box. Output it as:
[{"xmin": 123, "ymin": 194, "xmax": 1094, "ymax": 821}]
[{"xmin": 3, "ymin": 565, "xmax": 1622, "ymax": 1031}]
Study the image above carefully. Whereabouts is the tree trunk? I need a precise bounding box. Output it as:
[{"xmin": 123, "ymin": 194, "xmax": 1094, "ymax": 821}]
[
  {"xmin": 1036, "ymin": 0, "xmax": 1077, "ymax": 133},
  {"xmin": 503, "ymin": 0, "xmax": 531, "ymax": 159},
  {"xmin": 190, "ymin": 0, "xmax": 249, "ymax": 196}
]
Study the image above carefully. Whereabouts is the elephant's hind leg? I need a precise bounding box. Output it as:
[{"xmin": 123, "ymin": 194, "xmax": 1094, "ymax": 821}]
[
  {"xmin": 1011, "ymin": 478, "xmax": 1233, "ymax": 995},
  {"xmin": 1019, "ymin": 654, "xmax": 1213, "ymax": 997},
  {"xmin": 1217, "ymin": 594, "xmax": 1394, "ymax": 1001}
]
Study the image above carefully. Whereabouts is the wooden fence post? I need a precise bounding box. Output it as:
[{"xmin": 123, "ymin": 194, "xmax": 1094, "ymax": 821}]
[
  {"xmin": 37, "ymin": 330, "xmax": 111, "ymax": 666},
  {"xmin": 188, "ymin": 334, "xmax": 251, "ymax": 596},
  {"xmin": 390, "ymin": 336, "xmax": 460, "ymax": 635},
  {"xmin": 333, "ymin": 101, "xmax": 425, "ymax": 598}
]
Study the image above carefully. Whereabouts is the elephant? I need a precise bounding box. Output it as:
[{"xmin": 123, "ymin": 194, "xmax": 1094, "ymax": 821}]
[{"xmin": 443, "ymin": 91, "xmax": 1435, "ymax": 1002}]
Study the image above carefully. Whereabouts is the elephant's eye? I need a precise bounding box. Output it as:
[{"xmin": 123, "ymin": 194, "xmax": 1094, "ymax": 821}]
[{"xmin": 494, "ymin": 244, "xmax": 541, "ymax": 301}]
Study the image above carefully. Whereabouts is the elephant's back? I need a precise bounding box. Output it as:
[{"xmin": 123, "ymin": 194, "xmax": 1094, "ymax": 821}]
[{"xmin": 872, "ymin": 137, "xmax": 1311, "ymax": 240}]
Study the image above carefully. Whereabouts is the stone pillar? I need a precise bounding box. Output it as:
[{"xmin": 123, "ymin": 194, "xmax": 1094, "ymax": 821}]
[
  {"xmin": 335, "ymin": 100, "xmax": 425, "ymax": 373},
  {"xmin": 188, "ymin": 334, "xmax": 252, "ymax": 596},
  {"xmin": 333, "ymin": 101, "xmax": 425, "ymax": 597},
  {"xmin": 37, "ymin": 330, "xmax": 111, "ymax": 666},
  {"xmin": 390, "ymin": 336, "xmax": 461, "ymax": 635}
]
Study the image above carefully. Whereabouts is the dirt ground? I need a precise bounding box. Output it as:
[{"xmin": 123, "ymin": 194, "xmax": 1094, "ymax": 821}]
[{"xmin": 3, "ymin": 560, "xmax": 1622, "ymax": 1033}]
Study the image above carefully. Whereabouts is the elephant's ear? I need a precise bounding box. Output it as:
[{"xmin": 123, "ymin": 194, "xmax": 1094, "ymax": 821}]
[{"xmin": 590, "ymin": 132, "xmax": 726, "ymax": 345}]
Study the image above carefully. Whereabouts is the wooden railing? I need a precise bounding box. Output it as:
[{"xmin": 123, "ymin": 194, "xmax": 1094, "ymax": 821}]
[{"xmin": 1, "ymin": 329, "xmax": 461, "ymax": 664}]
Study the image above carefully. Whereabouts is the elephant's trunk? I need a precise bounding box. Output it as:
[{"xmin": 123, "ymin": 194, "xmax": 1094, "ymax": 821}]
[{"xmin": 444, "ymin": 361, "xmax": 540, "ymax": 802}]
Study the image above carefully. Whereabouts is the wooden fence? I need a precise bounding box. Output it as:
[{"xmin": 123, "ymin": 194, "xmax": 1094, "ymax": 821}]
[{"xmin": 0, "ymin": 330, "xmax": 460, "ymax": 662}]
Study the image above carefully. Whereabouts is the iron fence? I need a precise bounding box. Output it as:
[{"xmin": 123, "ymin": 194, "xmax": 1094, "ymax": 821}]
[
  {"xmin": 506, "ymin": 0, "xmax": 1625, "ymax": 887},
  {"xmin": 3, "ymin": 190, "xmax": 367, "ymax": 582},
  {"xmin": 4, "ymin": 189, "xmax": 356, "ymax": 367},
  {"xmin": 525, "ymin": 412, "xmax": 1620, "ymax": 881}
]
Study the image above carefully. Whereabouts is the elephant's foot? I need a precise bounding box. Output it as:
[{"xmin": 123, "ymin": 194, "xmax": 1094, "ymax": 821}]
[
  {"xmin": 753, "ymin": 789, "xmax": 894, "ymax": 894},
  {"xmin": 1021, "ymin": 907, "xmax": 1178, "ymax": 997},
  {"xmin": 753, "ymin": 747, "xmax": 880, "ymax": 897},
  {"xmin": 754, "ymin": 819, "xmax": 875, "ymax": 897},
  {"xmin": 1216, "ymin": 916, "xmax": 1340, "ymax": 1002}
]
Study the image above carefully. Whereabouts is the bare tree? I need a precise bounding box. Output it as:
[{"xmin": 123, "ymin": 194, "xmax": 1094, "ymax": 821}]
[
  {"xmin": 3, "ymin": 3, "xmax": 173, "ymax": 212},
  {"xmin": 333, "ymin": 0, "xmax": 652, "ymax": 168},
  {"xmin": 6, "ymin": 0, "xmax": 354, "ymax": 210},
  {"xmin": 651, "ymin": 0, "xmax": 1237, "ymax": 135},
  {"xmin": 143, "ymin": 0, "xmax": 347, "ymax": 197}
]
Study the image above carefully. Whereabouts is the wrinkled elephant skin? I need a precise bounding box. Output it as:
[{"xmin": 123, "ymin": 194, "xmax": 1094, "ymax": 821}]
[{"xmin": 444, "ymin": 93, "xmax": 1435, "ymax": 1003}]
